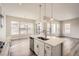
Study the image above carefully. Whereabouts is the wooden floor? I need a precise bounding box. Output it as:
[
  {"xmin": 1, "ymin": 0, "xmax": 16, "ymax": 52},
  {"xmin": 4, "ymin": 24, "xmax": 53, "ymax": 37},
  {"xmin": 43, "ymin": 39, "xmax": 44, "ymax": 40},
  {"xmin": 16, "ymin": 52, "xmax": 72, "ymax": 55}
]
[{"xmin": 9, "ymin": 37, "xmax": 79, "ymax": 56}]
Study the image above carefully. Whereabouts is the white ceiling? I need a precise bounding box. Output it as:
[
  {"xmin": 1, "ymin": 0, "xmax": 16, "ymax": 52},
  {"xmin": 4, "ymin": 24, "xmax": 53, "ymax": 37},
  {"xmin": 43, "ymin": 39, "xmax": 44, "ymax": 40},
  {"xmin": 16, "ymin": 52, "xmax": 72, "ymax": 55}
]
[{"xmin": 0, "ymin": 3, "xmax": 79, "ymax": 21}]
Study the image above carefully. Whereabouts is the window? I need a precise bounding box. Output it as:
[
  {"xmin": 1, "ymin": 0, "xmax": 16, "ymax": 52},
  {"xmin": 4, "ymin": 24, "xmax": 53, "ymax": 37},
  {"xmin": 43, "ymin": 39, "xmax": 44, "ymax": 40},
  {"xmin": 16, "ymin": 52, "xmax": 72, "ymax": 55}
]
[
  {"xmin": 11, "ymin": 21, "xmax": 34, "ymax": 35},
  {"xmin": 56, "ymin": 24, "xmax": 60, "ymax": 33},
  {"xmin": 28, "ymin": 23, "xmax": 34, "ymax": 35},
  {"xmin": 20, "ymin": 22, "xmax": 34, "ymax": 35},
  {"xmin": 47, "ymin": 23, "xmax": 51, "ymax": 35},
  {"xmin": 65, "ymin": 23, "xmax": 70, "ymax": 34},
  {"xmin": 51, "ymin": 23, "xmax": 56, "ymax": 34},
  {"xmin": 11, "ymin": 21, "xmax": 19, "ymax": 35},
  {"xmin": 36, "ymin": 23, "xmax": 43, "ymax": 34},
  {"xmin": 20, "ymin": 22, "xmax": 27, "ymax": 35}
]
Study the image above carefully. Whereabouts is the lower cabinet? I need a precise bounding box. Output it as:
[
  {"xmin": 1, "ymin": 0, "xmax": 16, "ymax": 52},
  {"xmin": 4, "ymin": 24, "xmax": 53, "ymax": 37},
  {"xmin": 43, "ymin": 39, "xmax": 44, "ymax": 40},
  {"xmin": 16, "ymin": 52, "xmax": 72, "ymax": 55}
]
[
  {"xmin": 34, "ymin": 39, "xmax": 44, "ymax": 56},
  {"xmin": 34, "ymin": 39, "xmax": 62, "ymax": 56},
  {"xmin": 34, "ymin": 39, "xmax": 39, "ymax": 55},
  {"xmin": 45, "ymin": 44, "xmax": 52, "ymax": 56},
  {"xmin": 52, "ymin": 44, "xmax": 61, "ymax": 56},
  {"xmin": 38, "ymin": 41, "xmax": 44, "ymax": 56}
]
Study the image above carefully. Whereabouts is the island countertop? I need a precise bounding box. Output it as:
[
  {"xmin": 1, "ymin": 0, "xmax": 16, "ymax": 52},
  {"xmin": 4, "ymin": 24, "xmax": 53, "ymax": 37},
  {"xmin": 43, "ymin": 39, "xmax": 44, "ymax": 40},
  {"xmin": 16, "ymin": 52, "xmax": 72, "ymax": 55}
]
[
  {"xmin": 30, "ymin": 35, "xmax": 64, "ymax": 46},
  {"xmin": 45, "ymin": 36, "xmax": 64, "ymax": 46}
]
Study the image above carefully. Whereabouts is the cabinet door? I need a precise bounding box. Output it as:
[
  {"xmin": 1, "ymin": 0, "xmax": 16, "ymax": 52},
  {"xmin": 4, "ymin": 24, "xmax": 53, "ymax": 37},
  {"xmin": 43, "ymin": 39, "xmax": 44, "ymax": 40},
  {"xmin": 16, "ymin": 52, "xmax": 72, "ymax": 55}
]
[
  {"xmin": 34, "ymin": 39, "xmax": 44, "ymax": 56},
  {"xmin": 45, "ymin": 44, "xmax": 52, "ymax": 56},
  {"xmin": 52, "ymin": 44, "xmax": 61, "ymax": 56},
  {"xmin": 38, "ymin": 41, "xmax": 44, "ymax": 56},
  {"xmin": 34, "ymin": 39, "xmax": 39, "ymax": 55}
]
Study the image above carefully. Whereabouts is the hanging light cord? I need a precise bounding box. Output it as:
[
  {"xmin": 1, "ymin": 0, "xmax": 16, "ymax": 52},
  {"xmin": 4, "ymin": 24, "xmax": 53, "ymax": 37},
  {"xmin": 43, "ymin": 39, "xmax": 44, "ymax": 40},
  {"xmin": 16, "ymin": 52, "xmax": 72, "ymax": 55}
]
[
  {"xmin": 39, "ymin": 4, "xmax": 42, "ymax": 20},
  {"xmin": 44, "ymin": 3, "xmax": 46, "ymax": 17},
  {"xmin": 51, "ymin": 3, "xmax": 53, "ymax": 18}
]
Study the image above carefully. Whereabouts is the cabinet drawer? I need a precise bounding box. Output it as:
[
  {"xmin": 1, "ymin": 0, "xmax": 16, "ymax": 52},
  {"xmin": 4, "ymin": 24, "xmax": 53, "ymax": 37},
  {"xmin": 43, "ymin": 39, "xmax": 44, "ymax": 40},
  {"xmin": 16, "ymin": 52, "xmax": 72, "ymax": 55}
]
[{"xmin": 45, "ymin": 44, "xmax": 52, "ymax": 56}]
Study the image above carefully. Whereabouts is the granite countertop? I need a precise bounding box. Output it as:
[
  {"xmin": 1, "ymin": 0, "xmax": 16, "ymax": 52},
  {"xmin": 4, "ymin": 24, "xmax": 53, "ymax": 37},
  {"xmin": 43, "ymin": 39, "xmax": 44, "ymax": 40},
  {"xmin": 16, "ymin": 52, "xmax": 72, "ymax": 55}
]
[
  {"xmin": 30, "ymin": 35, "xmax": 64, "ymax": 46},
  {"xmin": 45, "ymin": 36, "xmax": 64, "ymax": 46}
]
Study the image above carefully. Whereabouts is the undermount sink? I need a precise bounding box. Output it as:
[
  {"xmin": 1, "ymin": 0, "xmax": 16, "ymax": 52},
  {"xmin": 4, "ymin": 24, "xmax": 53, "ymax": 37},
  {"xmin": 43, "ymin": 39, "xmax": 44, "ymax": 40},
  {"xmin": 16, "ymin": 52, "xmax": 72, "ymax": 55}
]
[
  {"xmin": 37, "ymin": 37, "xmax": 49, "ymax": 41},
  {"xmin": 29, "ymin": 37, "xmax": 34, "ymax": 39}
]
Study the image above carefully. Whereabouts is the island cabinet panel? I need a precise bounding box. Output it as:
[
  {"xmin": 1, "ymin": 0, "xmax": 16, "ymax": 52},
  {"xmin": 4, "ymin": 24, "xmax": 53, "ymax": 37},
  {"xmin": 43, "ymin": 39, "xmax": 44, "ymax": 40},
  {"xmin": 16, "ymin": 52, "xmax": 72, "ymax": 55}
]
[
  {"xmin": 34, "ymin": 38, "xmax": 62, "ymax": 56},
  {"xmin": 45, "ymin": 43, "xmax": 52, "ymax": 56},
  {"xmin": 38, "ymin": 41, "xmax": 44, "ymax": 56},
  {"xmin": 34, "ymin": 39, "xmax": 44, "ymax": 56},
  {"xmin": 52, "ymin": 44, "xmax": 61, "ymax": 56},
  {"xmin": 34, "ymin": 39, "xmax": 39, "ymax": 55}
]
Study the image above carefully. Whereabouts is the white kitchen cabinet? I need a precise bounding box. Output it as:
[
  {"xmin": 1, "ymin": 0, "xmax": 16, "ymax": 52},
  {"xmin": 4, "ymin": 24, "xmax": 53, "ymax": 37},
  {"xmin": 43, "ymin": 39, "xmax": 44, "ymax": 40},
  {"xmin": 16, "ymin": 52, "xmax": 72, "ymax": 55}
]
[
  {"xmin": 52, "ymin": 44, "xmax": 61, "ymax": 56},
  {"xmin": 34, "ymin": 39, "xmax": 44, "ymax": 56},
  {"xmin": 34, "ymin": 39, "xmax": 39, "ymax": 55},
  {"xmin": 38, "ymin": 41, "xmax": 44, "ymax": 56},
  {"xmin": 34, "ymin": 38, "xmax": 62, "ymax": 56},
  {"xmin": 45, "ymin": 43, "xmax": 52, "ymax": 56}
]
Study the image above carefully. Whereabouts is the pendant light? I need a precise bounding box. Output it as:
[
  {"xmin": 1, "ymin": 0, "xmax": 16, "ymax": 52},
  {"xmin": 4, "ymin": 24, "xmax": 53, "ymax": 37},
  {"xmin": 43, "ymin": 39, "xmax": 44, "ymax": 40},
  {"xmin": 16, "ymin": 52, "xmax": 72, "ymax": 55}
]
[
  {"xmin": 44, "ymin": 3, "xmax": 46, "ymax": 18},
  {"xmin": 43, "ymin": 3, "xmax": 51, "ymax": 22},
  {"xmin": 51, "ymin": 3, "xmax": 53, "ymax": 21},
  {"xmin": 43, "ymin": 3, "xmax": 48, "ymax": 22},
  {"xmin": 37, "ymin": 4, "xmax": 42, "ymax": 22},
  {"xmin": 39, "ymin": 4, "xmax": 42, "ymax": 21}
]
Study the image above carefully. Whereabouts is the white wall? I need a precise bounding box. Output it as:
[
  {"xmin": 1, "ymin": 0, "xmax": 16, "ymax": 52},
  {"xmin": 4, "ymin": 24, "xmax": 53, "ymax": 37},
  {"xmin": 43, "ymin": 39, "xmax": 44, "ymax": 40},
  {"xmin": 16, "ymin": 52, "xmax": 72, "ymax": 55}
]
[
  {"xmin": 62, "ymin": 18, "xmax": 79, "ymax": 38},
  {"xmin": 0, "ymin": 6, "xmax": 6, "ymax": 42}
]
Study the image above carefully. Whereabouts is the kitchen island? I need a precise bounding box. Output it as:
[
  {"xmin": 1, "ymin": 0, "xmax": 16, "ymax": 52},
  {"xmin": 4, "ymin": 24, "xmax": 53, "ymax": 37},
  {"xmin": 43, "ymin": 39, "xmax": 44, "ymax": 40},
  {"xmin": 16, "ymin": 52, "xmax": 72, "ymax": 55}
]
[{"xmin": 30, "ymin": 35, "xmax": 64, "ymax": 56}]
